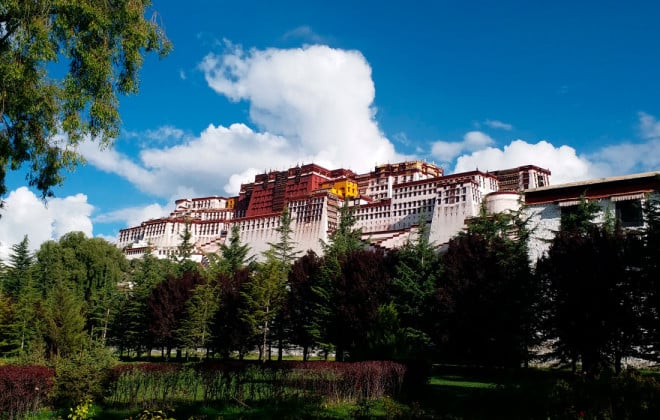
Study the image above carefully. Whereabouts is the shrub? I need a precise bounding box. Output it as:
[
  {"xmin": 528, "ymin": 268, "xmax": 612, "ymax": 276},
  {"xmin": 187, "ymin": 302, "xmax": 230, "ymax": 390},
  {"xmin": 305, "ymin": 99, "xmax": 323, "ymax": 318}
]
[
  {"xmin": 0, "ymin": 365, "xmax": 54, "ymax": 419},
  {"xmin": 52, "ymin": 341, "xmax": 117, "ymax": 407}
]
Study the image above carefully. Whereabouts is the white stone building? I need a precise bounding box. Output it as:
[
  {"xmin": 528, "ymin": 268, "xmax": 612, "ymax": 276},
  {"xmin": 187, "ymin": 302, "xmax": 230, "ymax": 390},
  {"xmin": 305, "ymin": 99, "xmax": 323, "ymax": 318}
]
[
  {"xmin": 524, "ymin": 171, "xmax": 660, "ymax": 262},
  {"xmin": 116, "ymin": 161, "xmax": 551, "ymax": 261}
]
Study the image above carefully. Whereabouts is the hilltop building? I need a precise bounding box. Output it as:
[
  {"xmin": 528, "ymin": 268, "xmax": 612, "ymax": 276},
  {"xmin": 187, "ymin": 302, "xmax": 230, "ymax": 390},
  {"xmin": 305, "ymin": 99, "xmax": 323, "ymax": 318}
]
[{"xmin": 117, "ymin": 161, "xmax": 551, "ymax": 261}]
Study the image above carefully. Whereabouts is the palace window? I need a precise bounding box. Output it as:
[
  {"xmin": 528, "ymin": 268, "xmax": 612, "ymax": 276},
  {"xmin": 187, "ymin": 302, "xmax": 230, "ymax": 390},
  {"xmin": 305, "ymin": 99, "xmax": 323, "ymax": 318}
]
[{"xmin": 615, "ymin": 199, "xmax": 643, "ymax": 227}]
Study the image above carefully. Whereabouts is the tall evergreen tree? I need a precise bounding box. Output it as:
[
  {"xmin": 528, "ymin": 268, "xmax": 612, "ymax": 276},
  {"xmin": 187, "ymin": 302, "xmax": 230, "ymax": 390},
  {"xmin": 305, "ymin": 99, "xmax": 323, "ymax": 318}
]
[
  {"xmin": 537, "ymin": 224, "xmax": 644, "ymax": 374},
  {"xmin": 287, "ymin": 250, "xmax": 322, "ymax": 360},
  {"xmin": 178, "ymin": 279, "xmax": 218, "ymax": 359},
  {"xmin": 242, "ymin": 252, "xmax": 288, "ymax": 362},
  {"xmin": 44, "ymin": 279, "xmax": 87, "ymax": 359},
  {"xmin": 3, "ymin": 235, "xmax": 34, "ymax": 297},
  {"xmin": 176, "ymin": 219, "xmax": 198, "ymax": 273},
  {"xmin": 313, "ymin": 200, "xmax": 365, "ymax": 360},
  {"xmin": 439, "ymin": 205, "xmax": 538, "ymax": 367},
  {"xmin": 212, "ymin": 268, "xmax": 254, "ymax": 359},
  {"xmin": 391, "ymin": 219, "xmax": 441, "ymax": 359},
  {"xmin": 114, "ymin": 253, "xmax": 177, "ymax": 357},
  {"xmin": 54, "ymin": 233, "xmax": 127, "ymax": 341},
  {"xmin": 242, "ymin": 209, "xmax": 299, "ymax": 362},
  {"xmin": 2, "ymin": 236, "xmax": 42, "ymax": 357},
  {"xmin": 206, "ymin": 224, "xmax": 253, "ymax": 277},
  {"xmin": 0, "ymin": 290, "xmax": 13, "ymax": 353}
]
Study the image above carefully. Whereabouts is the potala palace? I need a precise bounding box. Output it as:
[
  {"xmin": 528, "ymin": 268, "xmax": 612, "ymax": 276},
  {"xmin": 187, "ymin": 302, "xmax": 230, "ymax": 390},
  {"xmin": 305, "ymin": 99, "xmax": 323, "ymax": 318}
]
[{"xmin": 116, "ymin": 160, "xmax": 660, "ymax": 262}]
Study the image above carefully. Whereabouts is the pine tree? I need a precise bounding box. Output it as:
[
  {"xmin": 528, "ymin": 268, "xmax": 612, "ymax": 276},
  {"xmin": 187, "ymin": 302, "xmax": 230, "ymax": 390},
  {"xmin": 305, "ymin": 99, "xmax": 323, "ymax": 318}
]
[
  {"xmin": 391, "ymin": 219, "xmax": 441, "ymax": 359},
  {"xmin": 538, "ymin": 225, "xmax": 641, "ymax": 374},
  {"xmin": 44, "ymin": 280, "xmax": 88, "ymax": 359},
  {"xmin": 2, "ymin": 236, "xmax": 42, "ymax": 357},
  {"xmin": 242, "ymin": 253, "xmax": 288, "ymax": 362},
  {"xmin": 560, "ymin": 196, "xmax": 600, "ymax": 234},
  {"xmin": 287, "ymin": 251, "xmax": 322, "ymax": 360},
  {"xmin": 112, "ymin": 253, "xmax": 177, "ymax": 357},
  {"xmin": 3, "ymin": 235, "xmax": 34, "ymax": 298},
  {"xmin": 206, "ymin": 224, "xmax": 253, "ymax": 277},
  {"xmin": 439, "ymin": 204, "xmax": 538, "ymax": 367},
  {"xmin": 313, "ymin": 200, "xmax": 365, "ymax": 361},
  {"xmin": 241, "ymin": 209, "xmax": 299, "ymax": 362},
  {"xmin": 178, "ymin": 279, "xmax": 218, "ymax": 359},
  {"xmin": 211, "ymin": 268, "xmax": 253, "ymax": 360}
]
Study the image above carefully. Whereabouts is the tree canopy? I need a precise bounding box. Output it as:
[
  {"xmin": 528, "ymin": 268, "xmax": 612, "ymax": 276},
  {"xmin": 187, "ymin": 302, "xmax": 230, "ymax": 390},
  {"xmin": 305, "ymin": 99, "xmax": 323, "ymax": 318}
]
[{"xmin": 0, "ymin": 0, "xmax": 171, "ymax": 198}]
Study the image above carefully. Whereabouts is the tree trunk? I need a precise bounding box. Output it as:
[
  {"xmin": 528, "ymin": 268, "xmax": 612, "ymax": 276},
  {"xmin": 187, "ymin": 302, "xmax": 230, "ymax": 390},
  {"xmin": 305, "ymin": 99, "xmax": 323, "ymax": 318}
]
[
  {"xmin": 336, "ymin": 345, "xmax": 344, "ymax": 362},
  {"xmin": 262, "ymin": 307, "xmax": 269, "ymax": 363}
]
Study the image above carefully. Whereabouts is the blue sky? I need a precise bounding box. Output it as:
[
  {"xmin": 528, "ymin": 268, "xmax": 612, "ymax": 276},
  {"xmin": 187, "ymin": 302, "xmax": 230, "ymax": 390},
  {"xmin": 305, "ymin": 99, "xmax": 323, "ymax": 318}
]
[{"xmin": 2, "ymin": 0, "xmax": 660, "ymax": 257}]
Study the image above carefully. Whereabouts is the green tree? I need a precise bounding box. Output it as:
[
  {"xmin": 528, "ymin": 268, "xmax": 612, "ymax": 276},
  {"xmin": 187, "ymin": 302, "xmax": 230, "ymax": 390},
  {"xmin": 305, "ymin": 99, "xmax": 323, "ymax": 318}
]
[
  {"xmin": 0, "ymin": 290, "xmax": 12, "ymax": 351},
  {"xmin": 242, "ymin": 209, "xmax": 298, "ymax": 362},
  {"xmin": 313, "ymin": 201, "xmax": 365, "ymax": 361},
  {"xmin": 206, "ymin": 224, "xmax": 252, "ymax": 277},
  {"xmin": 0, "ymin": 0, "xmax": 171, "ymax": 199},
  {"xmin": 439, "ymin": 205, "xmax": 538, "ymax": 367},
  {"xmin": 211, "ymin": 268, "xmax": 253, "ymax": 359},
  {"xmin": 537, "ymin": 224, "xmax": 644, "ymax": 375},
  {"xmin": 2, "ymin": 235, "xmax": 42, "ymax": 357},
  {"xmin": 33, "ymin": 240, "xmax": 67, "ymax": 297},
  {"xmin": 2, "ymin": 235, "xmax": 34, "ymax": 297},
  {"xmin": 242, "ymin": 254, "xmax": 288, "ymax": 363},
  {"xmin": 390, "ymin": 219, "xmax": 441, "ymax": 359},
  {"xmin": 178, "ymin": 279, "xmax": 218, "ymax": 359},
  {"xmin": 269, "ymin": 208, "xmax": 300, "ymax": 360},
  {"xmin": 287, "ymin": 250, "xmax": 322, "ymax": 360},
  {"xmin": 560, "ymin": 196, "xmax": 601, "ymax": 234},
  {"xmin": 110, "ymin": 252, "xmax": 177, "ymax": 358},
  {"xmin": 176, "ymin": 219, "xmax": 199, "ymax": 273},
  {"xmin": 54, "ymin": 232, "xmax": 127, "ymax": 342},
  {"xmin": 322, "ymin": 200, "xmax": 364, "ymax": 258},
  {"xmin": 44, "ymin": 279, "xmax": 87, "ymax": 359},
  {"xmin": 268, "ymin": 208, "xmax": 300, "ymax": 266}
]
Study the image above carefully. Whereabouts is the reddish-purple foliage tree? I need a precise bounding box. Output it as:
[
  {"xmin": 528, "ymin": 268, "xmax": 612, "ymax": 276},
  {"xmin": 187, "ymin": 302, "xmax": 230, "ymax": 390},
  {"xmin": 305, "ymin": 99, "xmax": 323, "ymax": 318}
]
[{"xmin": 147, "ymin": 270, "xmax": 204, "ymax": 359}]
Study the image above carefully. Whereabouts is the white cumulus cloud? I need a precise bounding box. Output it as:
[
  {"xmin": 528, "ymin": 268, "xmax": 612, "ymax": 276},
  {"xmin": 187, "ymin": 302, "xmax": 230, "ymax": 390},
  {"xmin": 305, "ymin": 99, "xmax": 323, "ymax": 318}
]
[
  {"xmin": 0, "ymin": 188, "xmax": 93, "ymax": 260},
  {"xmin": 453, "ymin": 139, "xmax": 597, "ymax": 184},
  {"xmin": 431, "ymin": 131, "xmax": 495, "ymax": 162},
  {"xmin": 79, "ymin": 44, "xmax": 403, "ymax": 199},
  {"xmin": 199, "ymin": 44, "xmax": 402, "ymax": 172}
]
